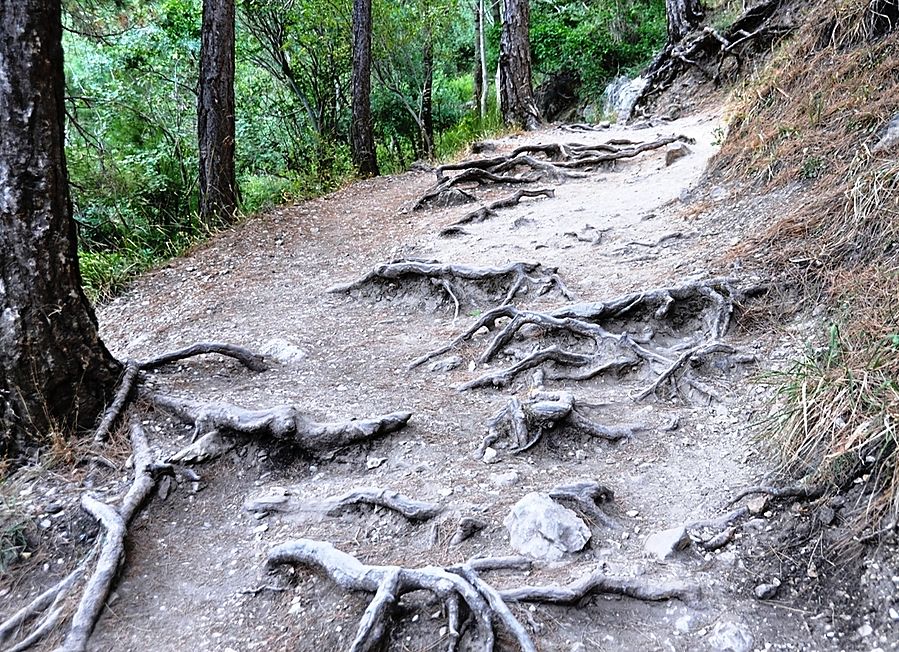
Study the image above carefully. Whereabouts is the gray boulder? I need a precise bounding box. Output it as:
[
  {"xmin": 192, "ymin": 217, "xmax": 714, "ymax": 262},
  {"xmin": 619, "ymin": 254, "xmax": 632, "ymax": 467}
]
[{"xmin": 707, "ymin": 620, "xmax": 754, "ymax": 652}]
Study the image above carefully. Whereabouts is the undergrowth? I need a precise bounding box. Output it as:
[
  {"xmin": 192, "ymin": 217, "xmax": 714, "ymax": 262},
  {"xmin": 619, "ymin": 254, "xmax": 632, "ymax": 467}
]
[{"xmin": 716, "ymin": 0, "xmax": 899, "ymax": 533}]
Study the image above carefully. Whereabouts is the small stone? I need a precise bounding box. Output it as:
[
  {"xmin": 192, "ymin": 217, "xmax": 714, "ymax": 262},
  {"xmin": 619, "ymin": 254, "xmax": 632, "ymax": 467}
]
[
  {"xmin": 244, "ymin": 490, "xmax": 290, "ymax": 513},
  {"xmin": 252, "ymin": 524, "xmax": 269, "ymax": 534},
  {"xmin": 817, "ymin": 505, "xmax": 836, "ymax": 526},
  {"xmin": 888, "ymin": 608, "xmax": 898, "ymax": 621},
  {"xmin": 428, "ymin": 356, "xmax": 463, "ymax": 373},
  {"xmin": 570, "ymin": 644, "xmax": 586, "ymax": 652},
  {"xmin": 857, "ymin": 623, "xmax": 873, "ymax": 637},
  {"xmin": 626, "ymin": 509, "xmax": 640, "ymax": 518},
  {"xmin": 754, "ymin": 580, "xmax": 780, "ymax": 600},
  {"xmin": 644, "ymin": 526, "xmax": 691, "ymax": 560},
  {"xmin": 489, "ymin": 471, "xmax": 520, "ymax": 487},
  {"xmin": 873, "ymin": 114, "xmax": 899, "ymax": 153},
  {"xmin": 665, "ymin": 142, "xmax": 691, "ymax": 166},
  {"xmin": 438, "ymin": 487, "xmax": 454, "ymax": 497},
  {"xmin": 39, "ymin": 519, "xmax": 52, "ymax": 529},
  {"xmin": 366, "ymin": 456, "xmax": 387, "ymax": 470},
  {"xmin": 707, "ymin": 620, "xmax": 754, "ymax": 652},
  {"xmin": 746, "ymin": 495, "xmax": 769, "ymax": 516},
  {"xmin": 482, "ymin": 447, "xmax": 498, "ymax": 464}
]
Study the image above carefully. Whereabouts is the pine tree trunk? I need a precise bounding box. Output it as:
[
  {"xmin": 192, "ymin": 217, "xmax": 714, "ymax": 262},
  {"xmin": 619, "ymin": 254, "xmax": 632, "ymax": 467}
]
[
  {"xmin": 499, "ymin": 0, "xmax": 541, "ymax": 130},
  {"xmin": 0, "ymin": 0, "xmax": 120, "ymax": 461},
  {"xmin": 474, "ymin": 0, "xmax": 486, "ymax": 119},
  {"xmin": 350, "ymin": 0, "xmax": 379, "ymax": 177},
  {"xmin": 198, "ymin": 0, "xmax": 238, "ymax": 226},
  {"xmin": 666, "ymin": 0, "xmax": 704, "ymax": 43},
  {"xmin": 422, "ymin": 34, "xmax": 435, "ymax": 159}
]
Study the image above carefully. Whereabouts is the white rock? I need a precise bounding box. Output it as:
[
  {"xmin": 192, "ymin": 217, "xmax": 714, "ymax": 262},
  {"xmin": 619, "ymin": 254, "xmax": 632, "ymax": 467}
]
[
  {"xmin": 482, "ymin": 447, "xmax": 498, "ymax": 464},
  {"xmin": 503, "ymin": 492, "xmax": 591, "ymax": 561},
  {"xmin": 260, "ymin": 338, "xmax": 307, "ymax": 364},
  {"xmin": 489, "ymin": 471, "xmax": 520, "ymax": 487},
  {"xmin": 366, "ymin": 456, "xmax": 387, "ymax": 470},
  {"xmin": 644, "ymin": 526, "xmax": 691, "ymax": 559},
  {"xmin": 707, "ymin": 620, "xmax": 754, "ymax": 652},
  {"xmin": 857, "ymin": 623, "xmax": 873, "ymax": 637}
]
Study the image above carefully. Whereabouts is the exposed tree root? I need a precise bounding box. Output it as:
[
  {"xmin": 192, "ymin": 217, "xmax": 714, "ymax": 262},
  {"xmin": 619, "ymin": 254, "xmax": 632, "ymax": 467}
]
[
  {"xmin": 266, "ymin": 539, "xmax": 538, "ymax": 652},
  {"xmin": 726, "ymin": 484, "xmax": 826, "ymax": 508},
  {"xmin": 414, "ymin": 168, "xmax": 538, "ymax": 211},
  {"xmin": 414, "ymin": 277, "xmax": 754, "ymax": 399},
  {"xmin": 439, "ymin": 188, "xmax": 555, "ymax": 237},
  {"xmin": 499, "ymin": 569, "xmax": 701, "ymax": 605},
  {"xmin": 92, "ymin": 361, "xmax": 140, "ymax": 444},
  {"xmin": 325, "ymin": 488, "xmax": 442, "ymax": 521},
  {"xmin": 634, "ymin": 0, "xmax": 795, "ymax": 115},
  {"xmin": 138, "ymin": 342, "xmax": 269, "ymax": 373},
  {"xmin": 479, "ymin": 376, "xmax": 644, "ymax": 458},
  {"xmin": 415, "ymin": 134, "xmax": 693, "ymax": 212},
  {"xmin": 1, "ymin": 423, "xmax": 161, "ymax": 652},
  {"xmin": 549, "ymin": 480, "xmax": 619, "ymax": 530},
  {"xmin": 266, "ymin": 539, "xmax": 698, "ymax": 650},
  {"xmin": 327, "ymin": 259, "xmax": 574, "ymax": 315},
  {"xmin": 152, "ymin": 394, "xmax": 412, "ymax": 464}
]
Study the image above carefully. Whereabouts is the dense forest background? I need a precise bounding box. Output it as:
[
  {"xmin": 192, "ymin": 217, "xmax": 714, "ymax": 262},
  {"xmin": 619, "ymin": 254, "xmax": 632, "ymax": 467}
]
[{"xmin": 65, "ymin": 0, "xmax": 668, "ymax": 300}]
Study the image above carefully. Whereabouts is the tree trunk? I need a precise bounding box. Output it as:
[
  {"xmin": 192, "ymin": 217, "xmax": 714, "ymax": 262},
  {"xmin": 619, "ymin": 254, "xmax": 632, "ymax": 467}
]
[
  {"xmin": 474, "ymin": 0, "xmax": 487, "ymax": 119},
  {"xmin": 0, "ymin": 0, "xmax": 120, "ymax": 461},
  {"xmin": 350, "ymin": 0, "xmax": 379, "ymax": 177},
  {"xmin": 421, "ymin": 33, "xmax": 435, "ymax": 159},
  {"xmin": 666, "ymin": 0, "xmax": 704, "ymax": 42},
  {"xmin": 198, "ymin": 0, "xmax": 238, "ymax": 226},
  {"xmin": 499, "ymin": 0, "xmax": 541, "ymax": 130}
]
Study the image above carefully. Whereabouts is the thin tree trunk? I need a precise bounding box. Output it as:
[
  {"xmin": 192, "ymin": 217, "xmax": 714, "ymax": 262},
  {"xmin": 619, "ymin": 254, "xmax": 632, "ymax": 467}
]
[
  {"xmin": 499, "ymin": 0, "xmax": 540, "ymax": 130},
  {"xmin": 492, "ymin": 0, "xmax": 502, "ymax": 110},
  {"xmin": 474, "ymin": 0, "xmax": 486, "ymax": 119},
  {"xmin": 422, "ymin": 33, "xmax": 435, "ymax": 159},
  {"xmin": 666, "ymin": 0, "xmax": 704, "ymax": 43},
  {"xmin": 350, "ymin": 0, "xmax": 379, "ymax": 177},
  {"xmin": 198, "ymin": 0, "xmax": 238, "ymax": 226},
  {"xmin": 0, "ymin": 0, "xmax": 120, "ymax": 460}
]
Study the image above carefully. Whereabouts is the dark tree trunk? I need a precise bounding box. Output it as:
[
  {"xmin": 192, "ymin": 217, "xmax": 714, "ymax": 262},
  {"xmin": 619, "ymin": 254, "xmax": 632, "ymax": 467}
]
[
  {"xmin": 666, "ymin": 0, "xmax": 705, "ymax": 42},
  {"xmin": 0, "ymin": 0, "xmax": 120, "ymax": 461},
  {"xmin": 421, "ymin": 34, "xmax": 435, "ymax": 159},
  {"xmin": 198, "ymin": 0, "xmax": 238, "ymax": 225},
  {"xmin": 499, "ymin": 0, "xmax": 541, "ymax": 130},
  {"xmin": 474, "ymin": 0, "xmax": 487, "ymax": 119},
  {"xmin": 350, "ymin": 0, "xmax": 379, "ymax": 177}
]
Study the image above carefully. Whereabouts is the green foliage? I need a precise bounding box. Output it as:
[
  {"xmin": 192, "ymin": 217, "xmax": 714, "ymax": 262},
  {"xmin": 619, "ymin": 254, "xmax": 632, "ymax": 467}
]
[
  {"xmin": 63, "ymin": 0, "xmax": 666, "ymax": 300},
  {"xmin": 530, "ymin": 0, "xmax": 667, "ymax": 97}
]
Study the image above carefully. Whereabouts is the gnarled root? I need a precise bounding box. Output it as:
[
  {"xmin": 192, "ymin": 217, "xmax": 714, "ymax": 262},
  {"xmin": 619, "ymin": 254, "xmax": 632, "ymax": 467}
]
[
  {"xmin": 549, "ymin": 480, "xmax": 619, "ymax": 530},
  {"xmin": 439, "ymin": 188, "xmax": 555, "ymax": 237},
  {"xmin": 327, "ymin": 259, "xmax": 574, "ymax": 315},
  {"xmin": 326, "ymin": 488, "xmax": 443, "ymax": 522},
  {"xmin": 499, "ymin": 568, "xmax": 701, "ymax": 605},
  {"xmin": 479, "ymin": 377, "xmax": 644, "ymax": 458},
  {"xmin": 154, "ymin": 394, "xmax": 412, "ymax": 464},
  {"xmin": 266, "ymin": 539, "xmax": 538, "ymax": 652},
  {"xmin": 414, "ymin": 277, "xmax": 753, "ymax": 398}
]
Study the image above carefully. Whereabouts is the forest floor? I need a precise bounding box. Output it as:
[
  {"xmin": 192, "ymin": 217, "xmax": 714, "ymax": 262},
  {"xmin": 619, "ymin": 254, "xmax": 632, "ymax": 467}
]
[{"xmin": 4, "ymin": 111, "xmax": 899, "ymax": 652}]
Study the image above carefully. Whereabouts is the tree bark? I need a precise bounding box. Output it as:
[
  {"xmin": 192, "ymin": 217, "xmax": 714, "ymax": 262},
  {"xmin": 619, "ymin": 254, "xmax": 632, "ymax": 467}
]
[
  {"xmin": 350, "ymin": 0, "xmax": 379, "ymax": 177},
  {"xmin": 421, "ymin": 33, "xmax": 435, "ymax": 159},
  {"xmin": 666, "ymin": 0, "xmax": 705, "ymax": 42},
  {"xmin": 198, "ymin": 0, "xmax": 238, "ymax": 226},
  {"xmin": 499, "ymin": 0, "xmax": 541, "ymax": 130},
  {"xmin": 0, "ymin": 0, "xmax": 120, "ymax": 461},
  {"xmin": 474, "ymin": 0, "xmax": 488, "ymax": 119}
]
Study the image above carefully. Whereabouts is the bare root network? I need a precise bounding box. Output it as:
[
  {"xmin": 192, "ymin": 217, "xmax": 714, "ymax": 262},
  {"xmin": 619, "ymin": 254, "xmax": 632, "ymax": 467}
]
[
  {"xmin": 325, "ymin": 488, "xmax": 443, "ymax": 521},
  {"xmin": 413, "ymin": 277, "xmax": 756, "ymax": 399},
  {"xmin": 266, "ymin": 539, "xmax": 700, "ymax": 651},
  {"xmin": 439, "ymin": 188, "xmax": 555, "ymax": 237},
  {"xmin": 327, "ymin": 259, "xmax": 574, "ymax": 317},
  {"xmin": 414, "ymin": 134, "xmax": 693, "ymax": 211}
]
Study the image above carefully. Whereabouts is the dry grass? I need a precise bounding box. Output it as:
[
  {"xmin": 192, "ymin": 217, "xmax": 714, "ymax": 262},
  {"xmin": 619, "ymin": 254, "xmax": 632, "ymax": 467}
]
[{"xmin": 715, "ymin": 0, "xmax": 899, "ymax": 533}]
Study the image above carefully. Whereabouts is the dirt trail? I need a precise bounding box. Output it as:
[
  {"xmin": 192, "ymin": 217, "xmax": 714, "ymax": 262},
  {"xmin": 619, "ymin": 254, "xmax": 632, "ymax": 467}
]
[{"xmin": 75, "ymin": 113, "xmax": 823, "ymax": 651}]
